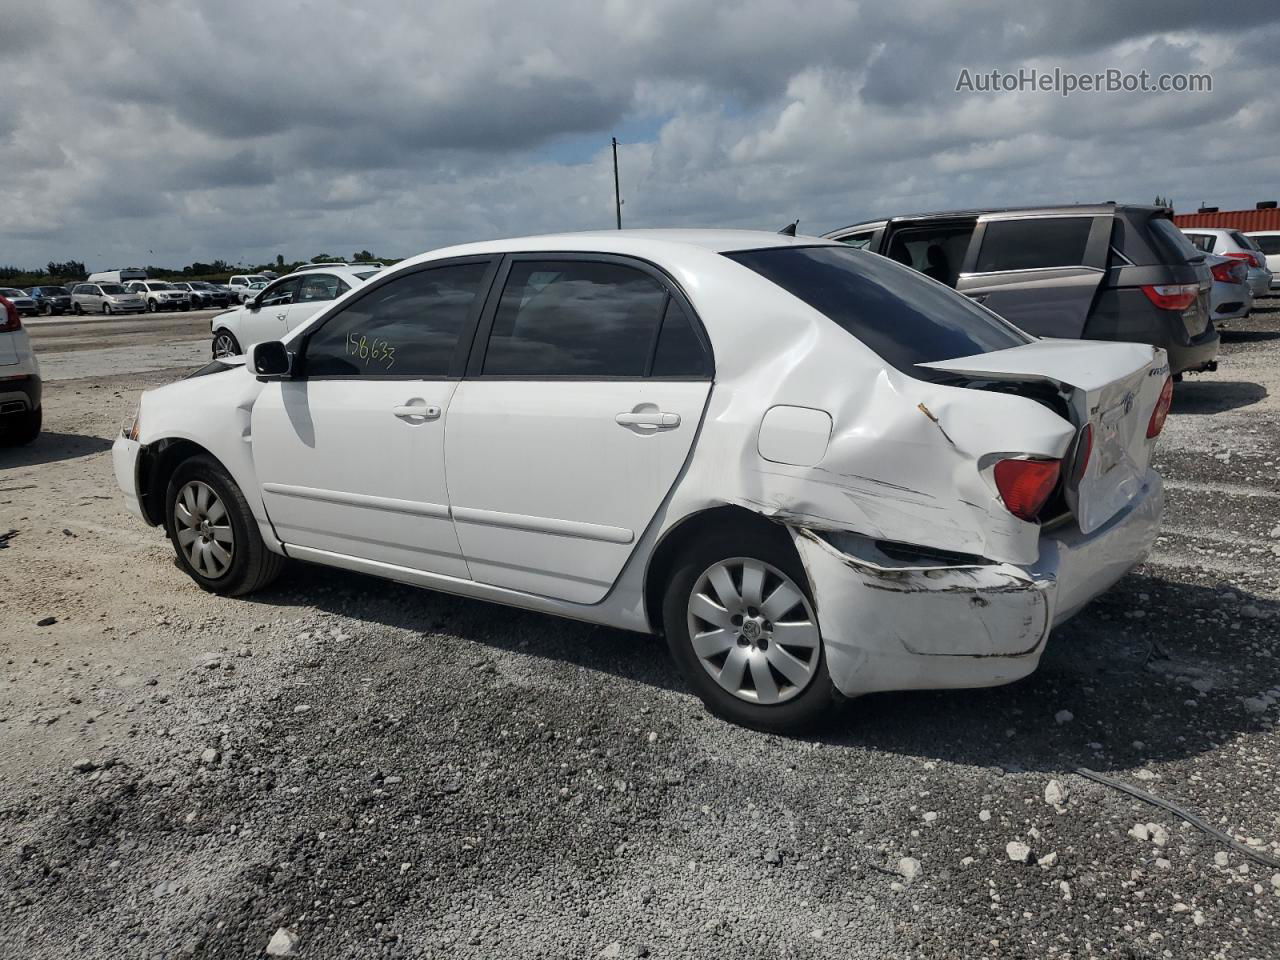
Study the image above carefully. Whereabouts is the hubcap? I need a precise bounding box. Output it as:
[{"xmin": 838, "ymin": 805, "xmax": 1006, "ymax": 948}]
[
  {"xmin": 174, "ymin": 481, "xmax": 234, "ymax": 579},
  {"xmin": 686, "ymin": 558, "xmax": 820, "ymax": 705},
  {"xmin": 213, "ymin": 334, "xmax": 237, "ymax": 358}
]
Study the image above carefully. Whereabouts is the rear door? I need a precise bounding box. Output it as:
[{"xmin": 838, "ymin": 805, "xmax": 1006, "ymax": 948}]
[
  {"xmin": 281, "ymin": 272, "xmax": 350, "ymax": 333},
  {"xmin": 444, "ymin": 255, "xmax": 714, "ymax": 603},
  {"xmin": 955, "ymin": 213, "xmax": 1110, "ymax": 337},
  {"xmin": 251, "ymin": 257, "xmax": 497, "ymax": 576}
]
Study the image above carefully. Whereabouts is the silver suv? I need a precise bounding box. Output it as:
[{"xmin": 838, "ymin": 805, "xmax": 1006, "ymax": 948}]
[
  {"xmin": 71, "ymin": 283, "xmax": 147, "ymax": 315},
  {"xmin": 126, "ymin": 280, "xmax": 190, "ymax": 312}
]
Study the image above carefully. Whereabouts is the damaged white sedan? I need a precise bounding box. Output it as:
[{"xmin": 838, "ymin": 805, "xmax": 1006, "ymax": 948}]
[{"xmin": 112, "ymin": 231, "xmax": 1169, "ymax": 731}]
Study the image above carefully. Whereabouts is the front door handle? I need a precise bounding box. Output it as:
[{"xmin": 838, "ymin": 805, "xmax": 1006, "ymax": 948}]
[
  {"xmin": 615, "ymin": 411, "xmax": 680, "ymax": 429},
  {"xmin": 393, "ymin": 401, "xmax": 441, "ymax": 421},
  {"xmin": 276, "ymin": 312, "xmax": 288, "ymax": 321},
  {"xmin": 968, "ymin": 293, "xmax": 989, "ymax": 304}
]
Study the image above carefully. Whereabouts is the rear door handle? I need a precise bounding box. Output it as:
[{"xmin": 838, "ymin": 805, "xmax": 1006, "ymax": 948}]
[
  {"xmin": 393, "ymin": 402, "xmax": 441, "ymax": 421},
  {"xmin": 615, "ymin": 411, "xmax": 680, "ymax": 429}
]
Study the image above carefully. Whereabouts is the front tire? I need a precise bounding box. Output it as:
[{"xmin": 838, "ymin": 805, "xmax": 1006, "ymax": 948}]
[
  {"xmin": 164, "ymin": 455, "xmax": 286, "ymax": 597},
  {"xmin": 147, "ymin": 300, "xmax": 157, "ymax": 313},
  {"xmin": 212, "ymin": 330, "xmax": 241, "ymax": 358},
  {"xmin": 73, "ymin": 303, "xmax": 83, "ymax": 315},
  {"xmin": 662, "ymin": 526, "xmax": 838, "ymax": 733}
]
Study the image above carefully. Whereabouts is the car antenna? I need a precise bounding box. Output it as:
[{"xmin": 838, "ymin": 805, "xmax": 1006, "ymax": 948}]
[{"xmin": 778, "ymin": 220, "xmax": 799, "ymax": 236}]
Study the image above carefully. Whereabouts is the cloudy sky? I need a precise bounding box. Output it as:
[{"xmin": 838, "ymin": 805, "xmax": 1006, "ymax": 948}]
[{"xmin": 4, "ymin": 1, "xmax": 1280, "ymax": 271}]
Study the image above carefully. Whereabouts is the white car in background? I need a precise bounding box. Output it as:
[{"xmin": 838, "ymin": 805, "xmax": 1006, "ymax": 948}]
[
  {"xmin": 114, "ymin": 231, "xmax": 1170, "ymax": 731},
  {"xmin": 1244, "ymin": 231, "xmax": 1280, "ymax": 291},
  {"xmin": 126, "ymin": 280, "xmax": 189, "ymax": 312},
  {"xmin": 0, "ymin": 294, "xmax": 41, "ymax": 445},
  {"xmin": 209, "ymin": 265, "xmax": 375, "ymax": 357},
  {"xmin": 1205, "ymin": 253, "xmax": 1253, "ymax": 325},
  {"xmin": 1181, "ymin": 227, "xmax": 1273, "ymax": 297},
  {"xmin": 227, "ymin": 275, "xmax": 270, "ymax": 303}
]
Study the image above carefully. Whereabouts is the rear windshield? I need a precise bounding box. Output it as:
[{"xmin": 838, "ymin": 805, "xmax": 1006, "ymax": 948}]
[
  {"xmin": 1147, "ymin": 217, "xmax": 1202, "ymax": 264},
  {"xmin": 725, "ymin": 245, "xmax": 1031, "ymax": 377},
  {"xmin": 1231, "ymin": 231, "xmax": 1263, "ymax": 253}
]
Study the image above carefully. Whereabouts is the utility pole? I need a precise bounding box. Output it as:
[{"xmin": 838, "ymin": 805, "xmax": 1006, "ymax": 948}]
[{"xmin": 612, "ymin": 137, "xmax": 622, "ymax": 229}]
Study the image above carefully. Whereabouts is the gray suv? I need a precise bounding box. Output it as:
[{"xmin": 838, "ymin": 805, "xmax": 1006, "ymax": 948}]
[{"xmin": 826, "ymin": 204, "xmax": 1219, "ymax": 376}]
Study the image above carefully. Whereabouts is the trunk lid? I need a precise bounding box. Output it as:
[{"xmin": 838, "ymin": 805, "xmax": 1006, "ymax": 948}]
[{"xmin": 919, "ymin": 339, "xmax": 1167, "ymax": 534}]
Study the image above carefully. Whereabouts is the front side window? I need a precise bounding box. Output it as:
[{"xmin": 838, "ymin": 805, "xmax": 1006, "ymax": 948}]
[
  {"xmin": 304, "ymin": 262, "xmax": 490, "ymax": 378},
  {"xmin": 725, "ymin": 245, "xmax": 1031, "ymax": 380},
  {"xmin": 482, "ymin": 260, "xmax": 669, "ymax": 377},
  {"xmin": 259, "ymin": 278, "xmax": 301, "ymax": 305},
  {"xmin": 974, "ymin": 217, "xmax": 1093, "ymax": 273}
]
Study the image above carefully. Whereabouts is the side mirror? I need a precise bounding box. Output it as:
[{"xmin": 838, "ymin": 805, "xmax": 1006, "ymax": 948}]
[{"xmin": 251, "ymin": 341, "xmax": 293, "ymax": 379}]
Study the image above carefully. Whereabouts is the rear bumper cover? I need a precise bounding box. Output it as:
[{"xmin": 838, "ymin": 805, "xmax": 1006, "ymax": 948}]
[
  {"xmin": 1165, "ymin": 326, "xmax": 1220, "ymax": 374},
  {"xmin": 793, "ymin": 472, "xmax": 1164, "ymax": 698}
]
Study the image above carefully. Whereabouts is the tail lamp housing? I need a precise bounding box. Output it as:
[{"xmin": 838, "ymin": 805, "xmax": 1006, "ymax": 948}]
[
  {"xmin": 0, "ymin": 296, "xmax": 20, "ymax": 333},
  {"xmin": 1147, "ymin": 376, "xmax": 1173, "ymax": 439},
  {"xmin": 1140, "ymin": 283, "xmax": 1199, "ymax": 312},
  {"xmin": 993, "ymin": 458, "xmax": 1062, "ymax": 522}
]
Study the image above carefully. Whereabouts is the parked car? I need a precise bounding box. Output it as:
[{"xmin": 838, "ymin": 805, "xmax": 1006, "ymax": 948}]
[
  {"xmin": 228, "ymin": 275, "xmax": 270, "ymax": 302},
  {"xmin": 126, "ymin": 280, "xmax": 189, "ymax": 312},
  {"xmin": 0, "ymin": 288, "xmax": 38, "ymax": 317},
  {"xmin": 27, "ymin": 285, "xmax": 73, "ymax": 316},
  {"xmin": 71, "ymin": 282, "xmax": 147, "ymax": 315},
  {"xmin": 0, "ymin": 294, "xmax": 41, "ymax": 445},
  {"xmin": 209, "ymin": 266, "xmax": 374, "ymax": 357},
  {"xmin": 115, "ymin": 230, "xmax": 1169, "ymax": 731},
  {"xmin": 1180, "ymin": 227, "xmax": 1273, "ymax": 298},
  {"xmin": 1205, "ymin": 254, "xmax": 1252, "ymax": 326},
  {"xmin": 1243, "ymin": 231, "xmax": 1280, "ymax": 291},
  {"xmin": 826, "ymin": 204, "xmax": 1219, "ymax": 376},
  {"xmin": 173, "ymin": 281, "xmax": 230, "ymax": 310}
]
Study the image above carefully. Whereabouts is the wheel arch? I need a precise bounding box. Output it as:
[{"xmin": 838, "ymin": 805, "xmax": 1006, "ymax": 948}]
[
  {"xmin": 641, "ymin": 504, "xmax": 808, "ymax": 635},
  {"xmin": 137, "ymin": 438, "xmax": 223, "ymax": 526}
]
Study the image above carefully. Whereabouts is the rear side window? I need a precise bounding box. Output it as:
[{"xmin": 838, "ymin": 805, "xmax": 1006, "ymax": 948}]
[
  {"xmin": 482, "ymin": 260, "xmax": 669, "ymax": 377},
  {"xmin": 1231, "ymin": 231, "xmax": 1263, "ymax": 253},
  {"xmin": 304, "ymin": 262, "xmax": 489, "ymax": 377},
  {"xmin": 296, "ymin": 273, "xmax": 345, "ymax": 303},
  {"xmin": 974, "ymin": 217, "xmax": 1092, "ymax": 272},
  {"xmin": 726, "ymin": 245, "xmax": 1030, "ymax": 378},
  {"xmin": 1253, "ymin": 235, "xmax": 1280, "ymax": 255}
]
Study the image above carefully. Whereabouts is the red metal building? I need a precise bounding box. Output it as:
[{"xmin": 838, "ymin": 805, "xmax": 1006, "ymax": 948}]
[{"xmin": 1173, "ymin": 207, "xmax": 1280, "ymax": 231}]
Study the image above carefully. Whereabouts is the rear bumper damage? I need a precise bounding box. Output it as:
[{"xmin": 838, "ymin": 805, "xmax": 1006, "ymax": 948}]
[{"xmin": 792, "ymin": 471, "xmax": 1163, "ymax": 699}]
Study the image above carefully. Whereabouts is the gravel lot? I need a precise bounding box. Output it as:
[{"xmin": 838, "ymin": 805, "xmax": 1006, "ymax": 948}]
[{"xmin": 2, "ymin": 307, "xmax": 1278, "ymax": 959}]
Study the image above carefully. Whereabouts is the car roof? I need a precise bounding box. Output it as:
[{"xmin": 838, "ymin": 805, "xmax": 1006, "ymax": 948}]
[
  {"xmin": 279, "ymin": 265, "xmax": 374, "ymax": 281},
  {"xmin": 393, "ymin": 229, "xmax": 839, "ymax": 272},
  {"xmin": 826, "ymin": 203, "xmax": 1161, "ymax": 236}
]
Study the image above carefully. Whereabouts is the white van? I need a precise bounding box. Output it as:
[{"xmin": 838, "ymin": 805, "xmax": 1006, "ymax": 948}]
[{"xmin": 88, "ymin": 268, "xmax": 148, "ymax": 285}]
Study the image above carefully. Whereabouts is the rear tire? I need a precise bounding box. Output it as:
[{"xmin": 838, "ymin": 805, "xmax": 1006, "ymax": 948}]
[
  {"xmin": 0, "ymin": 406, "xmax": 41, "ymax": 446},
  {"xmin": 164, "ymin": 454, "xmax": 286, "ymax": 597},
  {"xmin": 661, "ymin": 525, "xmax": 839, "ymax": 733}
]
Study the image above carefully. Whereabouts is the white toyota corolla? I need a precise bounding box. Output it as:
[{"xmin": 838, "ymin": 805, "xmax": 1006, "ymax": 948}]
[{"xmin": 114, "ymin": 230, "xmax": 1169, "ymax": 731}]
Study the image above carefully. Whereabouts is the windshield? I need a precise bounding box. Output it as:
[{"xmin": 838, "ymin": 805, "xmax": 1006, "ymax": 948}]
[
  {"xmin": 148, "ymin": 282, "xmax": 176, "ymax": 290},
  {"xmin": 41, "ymin": 287, "xmax": 70, "ymax": 296},
  {"xmin": 0, "ymin": 288, "xmax": 25, "ymax": 297},
  {"xmin": 249, "ymin": 275, "xmax": 268, "ymax": 283},
  {"xmin": 100, "ymin": 284, "xmax": 127, "ymax": 294},
  {"xmin": 353, "ymin": 270, "xmax": 377, "ymax": 280},
  {"xmin": 725, "ymin": 245, "xmax": 1032, "ymax": 379}
]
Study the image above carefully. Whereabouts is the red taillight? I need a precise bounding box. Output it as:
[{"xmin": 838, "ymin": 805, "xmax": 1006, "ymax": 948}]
[
  {"xmin": 993, "ymin": 458, "xmax": 1061, "ymax": 522},
  {"xmin": 1147, "ymin": 376, "xmax": 1173, "ymax": 439},
  {"xmin": 0, "ymin": 296, "xmax": 20, "ymax": 333},
  {"xmin": 1223, "ymin": 250, "xmax": 1261, "ymax": 269},
  {"xmin": 1140, "ymin": 283, "xmax": 1199, "ymax": 312},
  {"xmin": 1210, "ymin": 259, "xmax": 1247, "ymax": 284}
]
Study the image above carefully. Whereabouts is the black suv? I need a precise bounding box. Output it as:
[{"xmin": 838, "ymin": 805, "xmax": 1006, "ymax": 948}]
[
  {"xmin": 28, "ymin": 285, "xmax": 74, "ymax": 316},
  {"xmin": 825, "ymin": 204, "xmax": 1218, "ymax": 375}
]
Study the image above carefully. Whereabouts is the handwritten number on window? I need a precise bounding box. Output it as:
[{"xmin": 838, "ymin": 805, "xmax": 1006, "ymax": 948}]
[{"xmin": 346, "ymin": 332, "xmax": 396, "ymax": 370}]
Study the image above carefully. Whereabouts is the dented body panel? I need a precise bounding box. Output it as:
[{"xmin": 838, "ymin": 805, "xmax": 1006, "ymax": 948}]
[{"xmin": 113, "ymin": 229, "xmax": 1167, "ymax": 702}]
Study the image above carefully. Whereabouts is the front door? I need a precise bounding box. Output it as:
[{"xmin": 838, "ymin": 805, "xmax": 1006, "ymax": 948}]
[
  {"xmin": 240, "ymin": 277, "xmax": 302, "ymax": 347},
  {"xmin": 251, "ymin": 258, "xmax": 496, "ymax": 576},
  {"xmin": 955, "ymin": 214, "xmax": 1110, "ymax": 338},
  {"xmin": 445, "ymin": 256, "xmax": 713, "ymax": 604}
]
